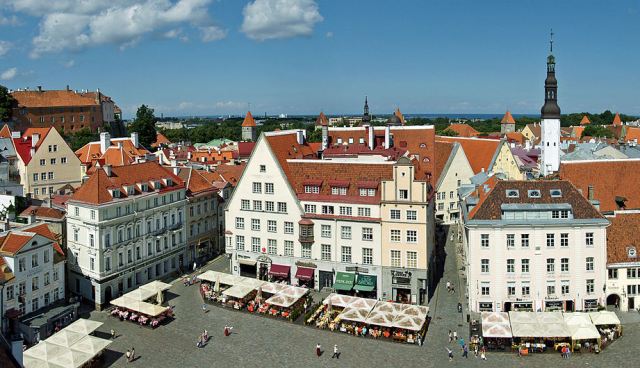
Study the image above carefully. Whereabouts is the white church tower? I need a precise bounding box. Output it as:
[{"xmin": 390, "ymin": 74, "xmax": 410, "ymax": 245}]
[{"xmin": 540, "ymin": 31, "xmax": 561, "ymax": 176}]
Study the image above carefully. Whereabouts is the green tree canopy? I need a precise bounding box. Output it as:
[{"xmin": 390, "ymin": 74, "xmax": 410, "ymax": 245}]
[
  {"xmin": 0, "ymin": 84, "xmax": 16, "ymax": 122},
  {"xmin": 581, "ymin": 125, "xmax": 614, "ymax": 139},
  {"xmin": 128, "ymin": 105, "xmax": 157, "ymax": 149}
]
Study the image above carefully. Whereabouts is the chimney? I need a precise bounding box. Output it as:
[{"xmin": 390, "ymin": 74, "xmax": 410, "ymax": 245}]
[
  {"xmin": 28, "ymin": 210, "xmax": 36, "ymax": 225},
  {"xmin": 321, "ymin": 125, "xmax": 329, "ymax": 151},
  {"xmin": 384, "ymin": 125, "xmax": 391, "ymax": 149},
  {"xmin": 131, "ymin": 132, "xmax": 139, "ymax": 148},
  {"xmin": 587, "ymin": 185, "xmax": 594, "ymax": 200},
  {"xmin": 172, "ymin": 167, "xmax": 180, "ymax": 176},
  {"xmin": 32, "ymin": 133, "xmax": 40, "ymax": 148},
  {"xmin": 187, "ymin": 151, "xmax": 192, "ymax": 160},
  {"xmin": 296, "ymin": 130, "xmax": 304, "ymax": 145},
  {"xmin": 30, "ymin": 147, "xmax": 36, "ymax": 158},
  {"xmin": 99, "ymin": 132, "xmax": 110, "ymax": 153},
  {"xmin": 117, "ymin": 141, "xmax": 123, "ymax": 149},
  {"xmin": 368, "ymin": 126, "xmax": 375, "ymax": 150},
  {"xmin": 104, "ymin": 164, "xmax": 112, "ymax": 177}
]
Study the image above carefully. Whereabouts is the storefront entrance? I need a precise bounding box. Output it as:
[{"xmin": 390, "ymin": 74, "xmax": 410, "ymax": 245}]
[
  {"xmin": 545, "ymin": 300, "xmax": 564, "ymax": 311},
  {"xmin": 393, "ymin": 288, "xmax": 411, "ymax": 303},
  {"xmin": 239, "ymin": 259, "xmax": 257, "ymax": 278},
  {"xmin": 319, "ymin": 271, "xmax": 333, "ymax": 289},
  {"xmin": 607, "ymin": 294, "xmax": 621, "ymax": 309},
  {"xmin": 512, "ymin": 302, "xmax": 533, "ymax": 311}
]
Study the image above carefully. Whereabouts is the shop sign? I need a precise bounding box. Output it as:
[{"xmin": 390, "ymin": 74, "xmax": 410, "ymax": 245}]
[
  {"xmin": 295, "ymin": 261, "xmax": 317, "ymax": 268},
  {"xmin": 391, "ymin": 270, "xmax": 411, "ymax": 285},
  {"xmin": 345, "ymin": 266, "xmax": 369, "ymax": 273},
  {"xmin": 256, "ymin": 255, "xmax": 272, "ymax": 264}
]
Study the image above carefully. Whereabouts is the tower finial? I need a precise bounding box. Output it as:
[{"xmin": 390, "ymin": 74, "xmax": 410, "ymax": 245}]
[{"xmin": 550, "ymin": 28, "xmax": 554, "ymax": 53}]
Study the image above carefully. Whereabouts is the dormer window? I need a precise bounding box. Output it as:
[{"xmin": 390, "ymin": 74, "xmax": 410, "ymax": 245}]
[
  {"xmin": 111, "ymin": 189, "xmax": 121, "ymax": 198},
  {"xmin": 166, "ymin": 178, "xmax": 173, "ymax": 186},
  {"xmin": 629, "ymin": 247, "xmax": 637, "ymax": 258},
  {"xmin": 359, "ymin": 188, "xmax": 376, "ymax": 197},
  {"xmin": 153, "ymin": 180, "xmax": 161, "ymax": 189},
  {"xmin": 140, "ymin": 183, "xmax": 148, "ymax": 192},
  {"xmin": 331, "ymin": 187, "xmax": 347, "ymax": 196},
  {"xmin": 124, "ymin": 186, "xmax": 134, "ymax": 195},
  {"xmin": 337, "ymin": 138, "xmax": 343, "ymax": 144},
  {"xmin": 304, "ymin": 185, "xmax": 319, "ymax": 194},
  {"xmin": 528, "ymin": 190, "xmax": 541, "ymax": 198},
  {"xmin": 359, "ymin": 138, "xmax": 365, "ymax": 144},
  {"xmin": 550, "ymin": 189, "xmax": 562, "ymax": 198},
  {"xmin": 506, "ymin": 190, "xmax": 519, "ymax": 198}
]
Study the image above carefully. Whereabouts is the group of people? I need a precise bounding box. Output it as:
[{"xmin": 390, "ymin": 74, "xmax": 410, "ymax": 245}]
[
  {"xmin": 447, "ymin": 330, "xmax": 486, "ymax": 361},
  {"xmin": 196, "ymin": 325, "xmax": 234, "ymax": 348},
  {"xmin": 445, "ymin": 281, "xmax": 455, "ymax": 294},
  {"xmin": 560, "ymin": 345, "xmax": 571, "ymax": 359},
  {"xmin": 125, "ymin": 347, "xmax": 136, "ymax": 363},
  {"xmin": 315, "ymin": 343, "xmax": 340, "ymax": 359}
]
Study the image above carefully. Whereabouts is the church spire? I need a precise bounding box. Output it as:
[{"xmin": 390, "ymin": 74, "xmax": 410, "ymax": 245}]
[
  {"xmin": 541, "ymin": 29, "xmax": 561, "ymax": 119},
  {"xmin": 362, "ymin": 96, "xmax": 371, "ymax": 125}
]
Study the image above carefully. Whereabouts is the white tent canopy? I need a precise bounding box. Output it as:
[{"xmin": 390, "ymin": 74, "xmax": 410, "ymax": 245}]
[
  {"xmin": 47, "ymin": 349, "xmax": 94, "ymax": 368},
  {"xmin": 482, "ymin": 312, "xmax": 512, "ymax": 338},
  {"xmin": 63, "ymin": 319, "xmax": 103, "ymax": 335},
  {"xmin": 567, "ymin": 323, "xmax": 600, "ymax": 340},
  {"xmin": 46, "ymin": 330, "xmax": 85, "ymax": 348},
  {"xmin": 197, "ymin": 270, "xmax": 220, "ymax": 283},
  {"xmin": 563, "ymin": 312, "xmax": 592, "ymax": 327},
  {"xmin": 69, "ymin": 335, "xmax": 112, "ymax": 356},
  {"xmin": 222, "ymin": 284, "xmax": 256, "ymax": 299},
  {"xmin": 111, "ymin": 296, "xmax": 168, "ymax": 317},
  {"xmin": 139, "ymin": 280, "xmax": 172, "ymax": 294},
  {"xmin": 24, "ymin": 341, "xmax": 67, "ymax": 361},
  {"xmin": 510, "ymin": 322, "xmax": 539, "ymax": 338},
  {"xmin": 589, "ymin": 311, "xmax": 621, "ymax": 326},
  {"xmin": 123, "ymin": 288, "xmax": 156, "ymax": 302},
  {"xmin": 322, "ymin": 294, "xmax": 357, "ymax": 308},
  {"xmin": 23, "ymin": 355, "xmax": 65, "ymax": 368}
]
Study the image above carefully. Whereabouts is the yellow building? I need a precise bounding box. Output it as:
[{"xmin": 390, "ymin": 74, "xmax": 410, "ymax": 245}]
[
  {"xmin": 14, "ymin": 127, "xmax": 82, "ymax": 199},
  {"xmin": 380, "ymin": 157, "xmax": 435, "ymax": 305}
]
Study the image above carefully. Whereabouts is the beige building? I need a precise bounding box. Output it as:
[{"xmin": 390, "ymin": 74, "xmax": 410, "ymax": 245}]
[
  {"xmin": 13, "ymin": 127, "xmax": 82, "ymax": 199},
  {"xmin": 434, "ymin": 141, "xmax": 474, "ymax": 224},
  {"xmin": 491, "ymin": 140, "xmax": 523, "ymax": 180},
  {"xmin": 380, "ymin": 157, "xmax": 435, "ymax": 304}
]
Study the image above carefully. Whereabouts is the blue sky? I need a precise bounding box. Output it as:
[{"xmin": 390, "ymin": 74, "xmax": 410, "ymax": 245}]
[{"xmin": 0, "ymin": 0, "xmax": 639, "ymax": 118}]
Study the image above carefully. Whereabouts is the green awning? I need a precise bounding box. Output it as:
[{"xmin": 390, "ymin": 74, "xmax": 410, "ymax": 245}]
[
  {"xmin": 353, "ymin": 274, "xmax": 377, "ymax": 292},
  {"xmin": 333, "ymin": 272, "xmax": 355, "ymax": 291}
]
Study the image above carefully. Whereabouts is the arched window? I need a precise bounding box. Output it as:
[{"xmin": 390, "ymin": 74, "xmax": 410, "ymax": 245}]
[{"xmin": 629, "ymin": 246, "xmax": 637, "ymax": 258}]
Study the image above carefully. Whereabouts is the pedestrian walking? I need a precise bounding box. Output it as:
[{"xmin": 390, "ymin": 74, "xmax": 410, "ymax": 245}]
[
  {"xmin": 474, "ymin": 344, "xmax": 479, "ymax": 357},
  {"xmin": 197, "ymin": 336, "xmax": 203, "ymax": 348},
  {"xmin": 453, "ymin": 331, "xmax": 457, "ymax": 341},
  {"xmin": 462, "ymin": 344, "xmax": 468, "ymax": 358},
  {"xmin": 203, "ymin": 329, "xmax": 208, "ymax": 342},
  {"xmin": 316, "ymin": 343, "xmax": 322, "ymax": 357},
  {"xmin": 451, "ymin": 284, "xmax": 455, "ymax": 293},
  {"xmin": 458, "ymin": 338, "xmax": 465, "ymax": 350},
  {"xmin": 193, "ymin": 261, "xmax": 197, "ymax": 271},
  {"xmin": 446, "ymin": 347, "xmax": 453, "ymax": 362},
  {"xmin": 110, "ymin": 329, "xmax": 116, "ymax": 339},
  {"xmin": 202, "ymin": 303, "xmax": 207, "ymax": 313},
  {"xmin": 446, "ymin": 281, "xmax": 451, "ymax": 293},
  {"xmin": 125, "ymin": 350, "xmax": 131, "ymax": 363},
  {"xmin": 331, "ymin": 344, "xmax": 339, "ymax": 359},
  {"xmin": 448, "ymin": 330, "xmax": 453, "ymax": 343},
  {"xmin": 480, "ymin": 351, "xmax": 487, "ymax": 360},
  {"xmin": 130, "ymin": 347, "xmax": 135, "ymax": 362}
]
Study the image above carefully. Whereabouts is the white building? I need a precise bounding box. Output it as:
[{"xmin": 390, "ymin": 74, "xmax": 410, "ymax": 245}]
[
  {"xmin": 463, "ymin": 180, "xmax": 608, "ymax": 312},
  {"xmin": 65, "ymin": 162, "xmax": 187, "ymax": 309},
  {"xmin": 225, "ymin": 127, "xmax": 436, "ymax": 304},
  {"xmin": 605, "ymin": 211, "xmax": 640, "ymax": 311},
  {"xmin": 434, "ymin": 141, "xmax": 474, "ymax": 224},
  {"xmin": 0, "ymin": 223, "xmax": 66, "ymax": 330},
  {"xmin": 540, "ymin": 50, "xmax": 561, "ymax": 176}
]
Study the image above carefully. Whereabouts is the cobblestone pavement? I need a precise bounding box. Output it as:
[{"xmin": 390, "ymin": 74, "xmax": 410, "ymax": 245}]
[{"xmin": 88, "ymin": 236, "xmax": 638, "ymax": 367}]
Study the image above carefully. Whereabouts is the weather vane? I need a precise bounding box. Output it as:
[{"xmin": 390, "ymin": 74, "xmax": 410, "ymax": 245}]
[{"xmin": 550, "ymin": 28, "xmax": 554, "ymax": 53}]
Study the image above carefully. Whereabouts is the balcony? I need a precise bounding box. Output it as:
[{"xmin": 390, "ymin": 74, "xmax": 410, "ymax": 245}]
[{"xmin": 299, "ymin": 235, "xmax": 314, "ymax": 243}]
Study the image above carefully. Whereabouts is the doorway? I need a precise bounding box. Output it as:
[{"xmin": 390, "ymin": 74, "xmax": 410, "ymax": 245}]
[
  {"xmin": 104, "ymin": 286, "xmax": 112, "ymax": 304},
  {"xmin": 606, "ymin": 294, "xmax": 621, "ymax": 309}
]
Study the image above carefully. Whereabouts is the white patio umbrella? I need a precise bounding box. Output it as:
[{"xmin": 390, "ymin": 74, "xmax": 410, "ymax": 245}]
[
  {"xmin": 46, "ymin": 330, "xmax": 85, "ymax": 348},
  {"xmin": 23, "ymin": 341, "xmax": 66, "ymax": 361},
  {"xmin": 214, "ymin": 274, "xmax": 221, "ymax": 294},
  {"xmin": 22, "ymin": 355, "xmax": 65, "ymax": 368},
  {"xmin": 327, "ymin": 295, "xmax": 333, "ymax": 313},
  {"xmin": 157, "ymin": 290, "xmax": 164, "ymax": 305},
  {"xmin": 47, "ymin": 349, "xmax": 94, "ymax": 368},
  {"xmin": 69, "ymin": 335, "xmax": 113, "ymax": 356},
  {"xmin": 256, "ymin": 286, "xmax": 262, "ymax": 302}
]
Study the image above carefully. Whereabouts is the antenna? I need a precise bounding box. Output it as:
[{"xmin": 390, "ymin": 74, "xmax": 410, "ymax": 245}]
[
  {"xmin": 248, "ymin": 102, "xmax": 251, "ymax": 112},
  {"xmin": 550, "ymin": 28, "xmax": 554, "ymax": 53}
]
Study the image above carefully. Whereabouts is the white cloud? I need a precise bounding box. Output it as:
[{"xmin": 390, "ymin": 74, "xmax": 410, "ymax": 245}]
[
  {"xmin": 6, "ymin": 0, "xmax": 226, "ymax": 57},
  {"xmin": 241, "ymin": 0, "xmax": 323, "ymax": 41},
  {"xmin": 213, "ymin": 101, "xmax": 247, "ymax": 110},
  {"xmin": 1, "ymin": 67, "xmax": 17, "ymax": 81},
  {"xmin": 0, "ymin": 13, "xmax": 20, "ymax": 26},
  {"xmin": 200, "ymin": 26, "xmax": 226, "ymax": 42},
  {"xmin": 62, "ymin": 59, "xmax": 75, "ymax": 68},
  {"xmin": 325, "ymin": 31, "xmax": 333, "ymax": 38},
  {"xmin": 0, "ymin": 41, "xmax": 11, "ymax": 56}
]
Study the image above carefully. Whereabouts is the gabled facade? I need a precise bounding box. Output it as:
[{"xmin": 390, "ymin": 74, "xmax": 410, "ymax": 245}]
[
  {"xmin": 75, "ymin": 132, "xmax": 150, "ymax": 173},
  {"xmin": 0, "ymin": 223, "xmax": 66, "ymax": 327},
  {"xmin": 434, "ymin": 142, "xmax": 474, "ymax": 224},
  {"xmin": 14, "ymin": 127, "xmax": 82, "ymax": 199},
  {"xmin": 65, "ymin": 162, "xmax": 187, "ymax": 309},
  {"xmin": 605, "ymin": 211, "xmax": 640, "ymax": 311},
  {"xmin": 225, "ymin": 128, "xmax": 436, "ymax": 304}
]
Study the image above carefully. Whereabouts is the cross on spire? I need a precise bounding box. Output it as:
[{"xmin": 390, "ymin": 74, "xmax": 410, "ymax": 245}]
[{"xmin": 550, "ymin": 28, "xmax": 554, "ymax": 53}]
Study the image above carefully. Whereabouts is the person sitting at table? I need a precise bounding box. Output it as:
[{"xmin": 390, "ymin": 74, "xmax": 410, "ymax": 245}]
[
  {"xmin": 362, "ymin": 326, "xmax": 367, "ymax": 337},
  {"xmin": 383, "ymin": 330, "xmax": 391, "ymax": 338}
]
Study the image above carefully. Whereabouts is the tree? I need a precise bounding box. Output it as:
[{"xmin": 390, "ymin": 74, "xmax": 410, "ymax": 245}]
[
  {"xmin": 581, "ymin": 125, "xmax": 613, "ymax": 139},
  {"xmin": 128, "ymin": 104, "xmax": 157, "ymax": 149},
  {"xmin": 0, "ymin": 84, "xmax": 16, "ymax": 122},
  {"xmin": 438, "ymin": 128, "xmax": 459, "ymax": 136}
]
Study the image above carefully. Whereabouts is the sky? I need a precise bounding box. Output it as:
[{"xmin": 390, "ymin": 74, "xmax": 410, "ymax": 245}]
[{"xmin": 0, "ymin": 0, "xmax": 639, "ymax": 118}]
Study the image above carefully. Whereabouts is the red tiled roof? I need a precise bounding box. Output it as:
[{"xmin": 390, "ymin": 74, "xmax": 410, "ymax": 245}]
[
  {"xmin": 315, "ymin": 112, "xmax": 329, "ymax": 126},
  {"xmin": 308, "ymin": 142, "xmax": 321, "ymax": 152},
  {"xmin": 394, "ymin": 108, "xmax": 405, "ymax": 125},
  {"xmin": 237, "ymin": 141, "xmax": 256, "ymax": 157},
  {"xmin": 202, "ymin": 163, "xmax": 246, "ymax": 187},
  {"xmin": 151, "ymin": 132, "xmax": 171, "ymax": 148},
  {"xmin": 241, "ymin": 111, "xmax": 256, "ymax": 127},
  {"xmin": 434, "ymin": 141, "xmax": 454, "ymax": 184},
  {"xmin": 176, "ymin": 167, "xmax": 218, "ymax": 196},
  {"xmin": 505, "ymin": 132, "xmax": 525, "ymax": 145},
  {"xmin": 445, "ymin": 123, "xmax": 480, "ymax": 137},
  {"xmin": 606, "ymin": 212, "xmax": 640, "ymax": 265},
  {"xmin": 12, "ymin": 90, "xmax": 99, "ymax": 108},
  {"xmin": 470, "ymin": 180, "xmax": 604, "ymax": 220},
  {"xmin": 0, "ymin": 124, "xmax": 11, "ymax": 138},
  {"xmin": 76, "ymin": 138, "xmax": 149, "ymax": 166},
  {"xmin": 189, "ymin": 150, "xmax": 234, "ymax": 164},
  {"xmin": 501, "ymin": 111, "xmax": 516, "ymax": 125},
  {"xmin": 613, "ymin": 112, "xmax": 622, "ymax": 126},
  {"xmin": 70, "ymin": 161, "xmax": 185, "ymax": 205},
  {"xmin": 559, "ymin": 160, "xmax": 640, "ymax": 212},
  {"xmin": 436, "ymin": 136, "xmax": 500, "ymax": 174},
  {"xmin": 0, "ymin": 233, "xmax": 34, "ymax": 254},
  {"xmin": 19, "ymin": 206, "xmax": 65, "ymax": 220},
  {"xmin": 580, "ymin": 115, "xmax": 591, "ymax": 125},
  {"xmin": 624, "ymin": 127, "xmax": 640, "ymax": 143}
]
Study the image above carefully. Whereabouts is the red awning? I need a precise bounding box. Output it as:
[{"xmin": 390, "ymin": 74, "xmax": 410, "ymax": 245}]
[
  {"xmin": 269, "ymin": 264, "xmax": 290, "ymax": 278},
  {"xmin": 295, "ymin": 267, "xmax": 314, "ymax": 281}
]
